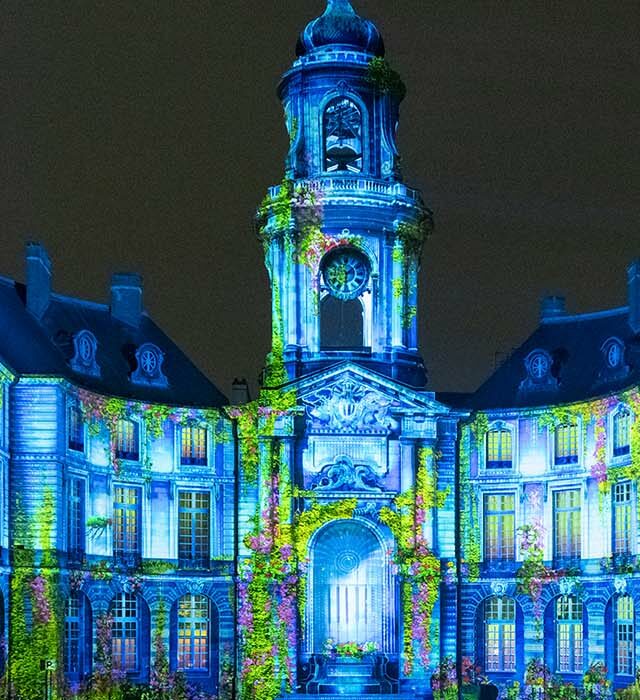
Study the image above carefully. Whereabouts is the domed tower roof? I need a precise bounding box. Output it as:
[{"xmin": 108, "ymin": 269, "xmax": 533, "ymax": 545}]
[{"xmin": 296, "ymin": 0, "xmax": 385, "ymax": 57}]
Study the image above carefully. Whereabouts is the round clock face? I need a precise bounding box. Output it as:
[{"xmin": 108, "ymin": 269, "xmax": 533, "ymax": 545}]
[{"xmin": 321, "ymin": 248, "xmax": 370, "ymax": 301}]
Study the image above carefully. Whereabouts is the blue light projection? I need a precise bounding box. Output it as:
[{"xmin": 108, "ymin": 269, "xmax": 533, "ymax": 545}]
[{"xmin": 0, "ymin": 1, "xmax": 639, "ymax": 699}]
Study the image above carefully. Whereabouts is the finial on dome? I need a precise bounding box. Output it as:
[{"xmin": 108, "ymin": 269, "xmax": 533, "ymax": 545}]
[{"xmin": 297, "ymin": 0, "xmax": 384, "ymax": 57}]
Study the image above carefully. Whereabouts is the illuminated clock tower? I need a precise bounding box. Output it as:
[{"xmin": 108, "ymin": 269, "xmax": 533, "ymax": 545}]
[{"xmin": 259, "ymin": 0, "xmax": 432, "ymax": 388}]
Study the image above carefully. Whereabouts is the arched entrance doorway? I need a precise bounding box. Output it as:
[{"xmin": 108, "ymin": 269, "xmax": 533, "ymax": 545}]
[{"xmin": 307, "ymin": 519, "xmax": 393, "ymax": 654}]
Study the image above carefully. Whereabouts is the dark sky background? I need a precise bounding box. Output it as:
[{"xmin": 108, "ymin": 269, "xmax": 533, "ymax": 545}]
[{"xmin": 2, "ymin": 1, "xmax": 639, "ymax": 397}]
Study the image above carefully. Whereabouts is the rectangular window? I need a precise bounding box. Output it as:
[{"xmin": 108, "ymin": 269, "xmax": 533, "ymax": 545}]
[
  {"xmin": 556, "ymin": 596, "xmax": 583, "ymax": 673},
  {"xmin": 67, "ymin": 478, "xmax": 85, "ymax": 563},
  {"xmin": 68, "ymin": 406, "xmax": 84, "ymax": 452},
  {"xmin": 178, "ymin": 492, "xmax": 210, "ymax": 569},
  {"xmin": 181, "ymin": 427, "xmax": 208, "ymax": 466},
  {"xmin": 614, "ymin": 411, "xmax": 631, "ymax": 457},
  {"xmin": 486, "ymin": 429, "xmax": 513, "ymax": 469},
  {"xmin": 485, "ymin": 596, "xmax": 516, "ymax": 672},
  {"xmin": 617, "ymin": 595, "xmax": 635, "ymax": 675},
  {"xmin": 554, "ymin": 489, "xmax": 581, "ymax": 562},
  {"xmin": 484, "ymin": 494, "xmax": 515, "ymax": 561},
  {"xmin": 113, "ymin": 487, "xmax": 141, "ymax": 564},
  {"xmin": 555, "ymin": 424, "xmax": 578, "ymax": 465},
  {"xmin": 115, "ymin": 420, "xmax": 139, "ymax": 461},
  {"xmin": 613, "ymin": 481, "xmax": 633, "ymax": 555}
]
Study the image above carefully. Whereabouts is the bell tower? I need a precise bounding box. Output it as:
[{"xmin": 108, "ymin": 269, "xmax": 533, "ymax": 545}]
[{"xmin": 258, "ymin": 0, "xmax": 432, "ymax": 388}]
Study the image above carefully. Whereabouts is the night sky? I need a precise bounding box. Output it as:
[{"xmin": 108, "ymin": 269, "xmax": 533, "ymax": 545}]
[{"xmin": 2, "ymin": 1, "xmax": 638, "ymax": 397}]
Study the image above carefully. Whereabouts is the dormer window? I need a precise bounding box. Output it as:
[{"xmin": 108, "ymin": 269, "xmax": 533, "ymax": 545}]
[
  {"xmin": 131, "ymin": 343, "xmax": 168, "ymax": 388},
  {"xmin": 520, "ymin": 349, "xmax": 557, "ymax": 394},
  {"xmin": 613, "ymin": 408, "xmax": 631, "ymax": 457},
  {"xmin": 602, "ymin": 337, "xmax": 625, "ymax": 369},
  {"xmin": 70, "ymin": 330, "xmax": 100, "ymax": 377},
  {"xmin": 486, "ymin": 426, "xmax": 513, "ymax": 469},
  {"xmin": 323, "ymin": 97, "xmax": 363, "ymax": 173}
]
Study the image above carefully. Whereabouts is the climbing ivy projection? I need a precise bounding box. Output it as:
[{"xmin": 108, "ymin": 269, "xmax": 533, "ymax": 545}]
[
  {"xmin": 10, "ymin": 491, "xmax": 63, "ymax": 700},
  {"xmin": 380, "ymin": 447, "xmax": 446, "ymax": 675},
  {"xmin": 365, "ymin": 57, "xmax": 406, "ymax": 100},
  {"xmin": 76, "ymin": 389, "xmax": 224, "ymax": 474}
]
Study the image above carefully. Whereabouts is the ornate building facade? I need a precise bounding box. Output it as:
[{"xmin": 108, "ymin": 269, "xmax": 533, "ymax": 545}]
[{"xmin": 0, "ymin": 1, "xmax": 638, "ymax": 699}]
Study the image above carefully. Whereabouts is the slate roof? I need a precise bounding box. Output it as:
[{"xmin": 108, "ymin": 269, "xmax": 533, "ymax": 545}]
[
  {"xmin": 0, "ymin": 275, "xmax": 227, "ymax": 407},
  {"xmin": 457, "ymin": 307, "xmax": 640, "ymax": 411}
]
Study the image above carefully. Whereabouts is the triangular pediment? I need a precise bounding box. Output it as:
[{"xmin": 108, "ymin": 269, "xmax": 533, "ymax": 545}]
[{"xmin": 285, "ymin": 362, "xmax": 450, "ymax": 434}]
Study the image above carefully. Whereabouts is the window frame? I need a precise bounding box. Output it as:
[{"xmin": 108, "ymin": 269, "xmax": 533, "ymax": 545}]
[
  {"xmin": 67, "ymin": 403, "xmax": 85, "ymax": 453},
  {"xmin": 613, "ymin": 481, "xmax": 634, "ymax": 556},
  {"xmin": 553, "ymin": 488, "xmax": 581, "ymax": 564},
  {"xmin": 113, "ymin": 485, "xmax": 142, "ymax": 566},
  {"xmin": 111, "ymin": 592, "xmax": 139, "ymax": 673},
  {"xmin": 615, "ymin": 594, "xmax": 635, "ymax": 677},
  {"xmin": 177, "ymin": 594, "xmax": 211, "ymax": 672},
  {"xmin": 484, "ymin": 422, "xmax": 515, "ymax": 470},
  {"xmin": 483, "ymin": 595, "xmax": 516, "ymax": 672},
  {"xmin": 555, "ymin": 595, "xmax": 584, "ymax": 674},
  {"xmin": 180, "ymin": 426, "xmax": 209, "ymax": 467},
  {"xmin": 612, "ymin": 406, "xmax": 632, "ymax": 459},
  {"xmin": 115, "ymin": 418, "xmax": 140, "ymax": 462},
  {"xmin": 553, "ymin": 421, "xmax": 580, "ymax": 466},
  {"xmin": 483, "ymin": 492, "xmax": 516, "ymax": 562},
  {"xmin": 67, "ymin": 477, "xmax": 86, "ymax": 564},
  {"xmin": 178, "ymin": 491, "xmax": 211, "ymax": 570}
]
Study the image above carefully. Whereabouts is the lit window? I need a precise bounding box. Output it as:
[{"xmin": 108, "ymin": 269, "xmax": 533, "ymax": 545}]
[
  {"xmin": 484, "ymin": 596, "xmax": 516, "ymax": 672},
  {"xmin": 614, "ymin": 409, "xmax": 631, "ymax": 457},
  {"xmin": 68, "ymin": 405, "xmax": 84, "ymax": 452},
  {"xmin": 115, "ymin": 420, "xmax": 139, "ymax": 461},
  {"xmin": 556, "ymin": 595, "xmax": 583, "ymax": 673},
  {"xmin": 112, "ymin": 593, "xmax": 138, "ymax": 672},
  {"xmin": 486, "ymin": 429, "xmax": 512, "ymax": 469},
  {"xmin": 67, "ymin": 478, "xmax": 85, "ymax": 563},
  {"xmin": 483, "ymin": 494, "xmax": 515, "ymax": 561},
  {"xmin": 555, "ymin": 423, "xmax": 578, "ymax": 465},
  {"xmin": 113, "ymin": 487, "xmax": 140, "ymax": 564},
  {"xmin": 616, "ymin": 595, "xmax": 635, "ymax": 676},
  {"xmin": 64, "ymin": 592, "xmax": 84, "ymax": 675},
  {"xmin": 178, "ymin": 492, "xmax": 210, "ymax": 569},
  {"xmin": 181, "ymin": 427, "xmax": 208, "ymax": 466},
  {"xmin": 323, "ymin": 97, "xmax": 363, "ymax": 173},
  {"xmin": 613, "ymin": 481, "xmax": 633, "ymax": 555},
  {"xmin": 177, "ymin": 594, "xmax": 210, "ymax": 671},
  {"xmin": 554, "ymin": 489, "xmax": 581, "ymax": 562}
]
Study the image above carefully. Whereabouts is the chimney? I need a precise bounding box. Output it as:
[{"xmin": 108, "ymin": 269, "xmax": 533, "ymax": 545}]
[
  {"xmin": 628, "ymin": 259, "xmax": 640, "ymax": 334},
  {"xmin": 25, "ymin": 242, "xmax": 52, "ymax": 319},
  {"xmin": 540, "ymin": 295, "xmax": 566, "ymax": 322},
  {"xmin": 231, "ymin": 378, "xmax": 250, "ymax": 405},
  {"xmin": 110, "ymin": 272, "xmax": 143, "ymax": 327}
]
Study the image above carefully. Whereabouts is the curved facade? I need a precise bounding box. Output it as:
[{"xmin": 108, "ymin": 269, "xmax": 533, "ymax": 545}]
[{"xmin": 0, "ymin": 1, "xmax": 638, "ymax": 699}]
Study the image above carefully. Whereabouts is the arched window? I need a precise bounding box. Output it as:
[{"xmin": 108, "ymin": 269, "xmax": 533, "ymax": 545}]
[
  {"xmin": 64, "ymin": 591, "xmax": 91, "ymax": 678},
  {"xmin": 616, "ymin": 595, "xmax": 635, "ymax": 676},
  {"xmin": 614, "ymin": 409, "xmax": 631, "ymax": 457},
  {"xmin": 112, "ymin": 593, "xmax": 139, "ymax": 672},
  {"xmin": 486, "ymin": 428, "xmax": 512, "ymax": 469},
  {"xmin": 177, "ymin": 594, "xmax": 210, "ymax": 671},
  {"xmin": 320, "ymin": 296, "xmax": 364, "ymax": 348},
  {"xmin": 555, "ymin": 595, "xmax": 583, "ymax": 673},
  {"xmin": 555, "ymin": 423, "xmax": 578, "ymax": 465},
  {"xmin": 484, "ymin": 596, "xmax": 516, "ymax": 671},
  {"xmin": 323, "ymin": 97, "xmax": 363, "ymax": 173}
]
